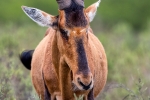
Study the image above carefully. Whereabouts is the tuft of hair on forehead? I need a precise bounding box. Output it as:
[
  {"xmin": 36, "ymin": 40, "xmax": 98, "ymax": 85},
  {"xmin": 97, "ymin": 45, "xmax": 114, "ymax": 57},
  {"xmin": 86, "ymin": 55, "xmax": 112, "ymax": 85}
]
[{"xmin": 64, "ymin": 0, "xmax": 87, "ymax": 28}]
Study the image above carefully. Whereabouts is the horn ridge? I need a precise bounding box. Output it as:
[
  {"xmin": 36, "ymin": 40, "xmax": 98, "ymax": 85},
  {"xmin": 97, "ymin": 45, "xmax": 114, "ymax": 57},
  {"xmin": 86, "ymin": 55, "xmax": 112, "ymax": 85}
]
[
  {"xmin": 56, "ymin": 0, "xmax": 71, "ymax": 10},
  {"xmin": 73, "ymin": 0, "xmax": 84, "ymax": 7},
  {"xmin": 56, "ymin": 0, "xmax": 84, "ymax": 10}
]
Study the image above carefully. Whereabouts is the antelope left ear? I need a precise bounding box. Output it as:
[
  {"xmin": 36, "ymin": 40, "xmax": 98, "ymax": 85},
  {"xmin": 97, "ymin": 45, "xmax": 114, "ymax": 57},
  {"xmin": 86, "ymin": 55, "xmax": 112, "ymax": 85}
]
[
  {"xmin": 21, "ymin": 6, "xmax": 58, "ymax": 28},
  {"xmin": 85, "ymin": 0, "xmax": 101, "ymax": 22}
]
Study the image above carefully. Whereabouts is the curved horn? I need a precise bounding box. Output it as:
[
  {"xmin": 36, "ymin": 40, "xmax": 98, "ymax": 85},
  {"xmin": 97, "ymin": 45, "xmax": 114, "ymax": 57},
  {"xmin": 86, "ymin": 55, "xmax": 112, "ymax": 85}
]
[
  {"xmin": 56, "ymin": 0, "xmax": 71, "ymax": 10},
  {"xmin": 56, "ymin": 0, "xmax": 84, "ymax": 10},
  {"xmin": 74, "ymin": 0, "xmax": 84, "ymax": 7}
]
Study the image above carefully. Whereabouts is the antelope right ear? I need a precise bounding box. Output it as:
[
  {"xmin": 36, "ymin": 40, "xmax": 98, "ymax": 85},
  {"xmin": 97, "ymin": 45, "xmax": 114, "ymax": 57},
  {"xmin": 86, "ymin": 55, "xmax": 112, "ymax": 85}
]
[
  {"xmin": 21, "ymin": 6, "xmax": 58, "ymax": 28},
  {"xmin": 85, "ymin": 0, "xmax": 101, "ymax": 22}
]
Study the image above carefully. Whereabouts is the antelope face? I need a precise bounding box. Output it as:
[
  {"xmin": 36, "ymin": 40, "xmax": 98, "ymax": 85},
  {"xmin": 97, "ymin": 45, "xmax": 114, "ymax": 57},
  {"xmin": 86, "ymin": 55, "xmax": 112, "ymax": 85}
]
[
  {"xmin": 22, "ymin": 0, "xmax": 101, "ymax": 91},
  {"xmin": 57, "ymin": 6, "xmax": 92, "ymax": 90}
]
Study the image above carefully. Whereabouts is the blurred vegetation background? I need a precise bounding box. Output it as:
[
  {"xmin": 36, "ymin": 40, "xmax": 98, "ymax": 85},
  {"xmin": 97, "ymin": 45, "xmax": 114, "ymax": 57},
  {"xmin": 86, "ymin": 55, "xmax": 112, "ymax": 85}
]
[{"xmin": 0, "ymin": 0, "xmax": 150, "ymax": 100}]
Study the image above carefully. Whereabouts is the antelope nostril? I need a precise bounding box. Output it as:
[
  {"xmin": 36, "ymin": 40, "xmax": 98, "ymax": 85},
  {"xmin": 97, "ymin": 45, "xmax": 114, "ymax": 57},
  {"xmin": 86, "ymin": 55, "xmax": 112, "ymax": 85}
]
[
  {"xmin": 78, "ymin": 78, "xmax": 92, "ymax": 90},
  {"xmin": 77, "ymin": 77, "xmax": 80, "ymax": 81}
]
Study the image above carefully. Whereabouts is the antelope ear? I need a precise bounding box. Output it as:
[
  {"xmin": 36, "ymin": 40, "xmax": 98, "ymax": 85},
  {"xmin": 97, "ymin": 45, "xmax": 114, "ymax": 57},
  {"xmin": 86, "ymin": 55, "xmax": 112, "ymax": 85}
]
[
  {"xmin": 21, "ymin": 6, "xmax": 58, "ymax": 28},
  {"xmin": 85, "ymin": 0, "xmax": 101, "ymax": 22}
]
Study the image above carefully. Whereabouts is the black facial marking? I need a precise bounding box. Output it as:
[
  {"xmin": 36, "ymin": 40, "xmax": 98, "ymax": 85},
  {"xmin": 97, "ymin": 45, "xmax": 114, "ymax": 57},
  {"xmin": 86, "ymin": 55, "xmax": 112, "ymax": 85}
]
[
  {"xmin": 78, "ymin": 77, "xmax": 92, "ymax": 90},
  {"xmin": 76, "ymin": 39, "xmax": 89, "ymax": 73},
  {"xmin": 60, "ymin": 28, "xmax": 68, "ymax": 40},
  {"xmin": 64, "ymin": 0, "xmax": 87, "ymax": 27},
  {"xmin": 52, "ymin": 22, "xmax": 58, "ymax": 27},
  {"xmin": 52, "ymin": 15, "xmax": 59, "ymax": 28},
  {"xmin": 79, "ymin": 81, "xmax": 92, "ymax": 90}
]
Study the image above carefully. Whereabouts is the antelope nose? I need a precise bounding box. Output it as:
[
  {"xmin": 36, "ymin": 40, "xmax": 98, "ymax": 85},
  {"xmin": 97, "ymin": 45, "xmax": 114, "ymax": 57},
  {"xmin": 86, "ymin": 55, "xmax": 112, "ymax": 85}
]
[
  {"xmin": 77, "ymin": 73, "xmax": 93, "ymax": 90},
  {"xmin": 78, "ymin": 78, "xmax": 92, "ymax": 90}
]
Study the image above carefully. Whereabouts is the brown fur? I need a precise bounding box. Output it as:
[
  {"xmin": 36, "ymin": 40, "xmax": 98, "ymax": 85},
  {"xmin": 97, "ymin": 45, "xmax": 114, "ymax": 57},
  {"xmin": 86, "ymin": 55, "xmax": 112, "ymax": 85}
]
[
  {"xmin": 30, "ymin": 2, "xmax": 107, "ymax": 100},
  {"xmin": 31, "ymin": 27, "xmax": 107, "ymax": 100}
]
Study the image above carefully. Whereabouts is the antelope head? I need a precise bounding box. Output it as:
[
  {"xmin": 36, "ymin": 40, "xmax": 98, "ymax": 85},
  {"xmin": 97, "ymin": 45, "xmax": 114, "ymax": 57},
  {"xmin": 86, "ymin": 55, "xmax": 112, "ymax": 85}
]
[{"xmin": 22, "ymin": 0, "xmax": 101, "ymax": 91}]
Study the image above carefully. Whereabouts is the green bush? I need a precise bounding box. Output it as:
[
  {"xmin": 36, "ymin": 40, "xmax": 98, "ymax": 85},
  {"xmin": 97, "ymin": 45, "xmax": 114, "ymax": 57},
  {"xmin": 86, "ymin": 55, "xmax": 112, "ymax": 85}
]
[{"xmin": 97, "ymin": 22, "xmax": 150, "ymax": 99}]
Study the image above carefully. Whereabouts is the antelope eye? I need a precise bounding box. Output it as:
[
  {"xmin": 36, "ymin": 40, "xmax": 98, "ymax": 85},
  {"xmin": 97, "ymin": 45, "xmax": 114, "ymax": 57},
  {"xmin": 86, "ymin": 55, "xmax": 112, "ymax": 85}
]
[
  {"xmin": 59, "ymin": 28, "xmax": 68, "ymax": 40},
  {"xmin": 60, "ymin": 28, "xmax": 68, "ymax": 34}
]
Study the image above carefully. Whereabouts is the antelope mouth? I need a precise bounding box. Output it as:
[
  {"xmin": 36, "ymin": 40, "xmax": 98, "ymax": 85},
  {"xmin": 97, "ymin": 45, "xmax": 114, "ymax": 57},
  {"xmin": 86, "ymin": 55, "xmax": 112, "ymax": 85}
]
[
  {"xmin": 72, "ymin": 79, "xmax": 93, "ymax": 91},
  {"xmin": 71, "ymin": 73, "xmax": 93, "ymax": 91}
]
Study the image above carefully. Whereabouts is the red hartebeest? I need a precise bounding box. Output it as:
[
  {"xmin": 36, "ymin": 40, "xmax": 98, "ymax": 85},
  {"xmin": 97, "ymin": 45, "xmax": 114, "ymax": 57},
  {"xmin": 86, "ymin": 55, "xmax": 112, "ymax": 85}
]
[{"xmin": 20, "ymin": 0, "xmax": 107, "ymax": 100}]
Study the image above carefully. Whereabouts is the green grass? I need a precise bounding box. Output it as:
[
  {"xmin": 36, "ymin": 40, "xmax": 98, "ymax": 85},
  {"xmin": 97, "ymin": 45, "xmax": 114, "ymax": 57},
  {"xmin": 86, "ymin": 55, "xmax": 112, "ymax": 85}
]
[
  {"xmin": 96, "ymin": 22, "xmax": 150, "ymax": 100},
  {"xmin": 0, "ymin": 22, "xmax": 149, "ymax": 100}
]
